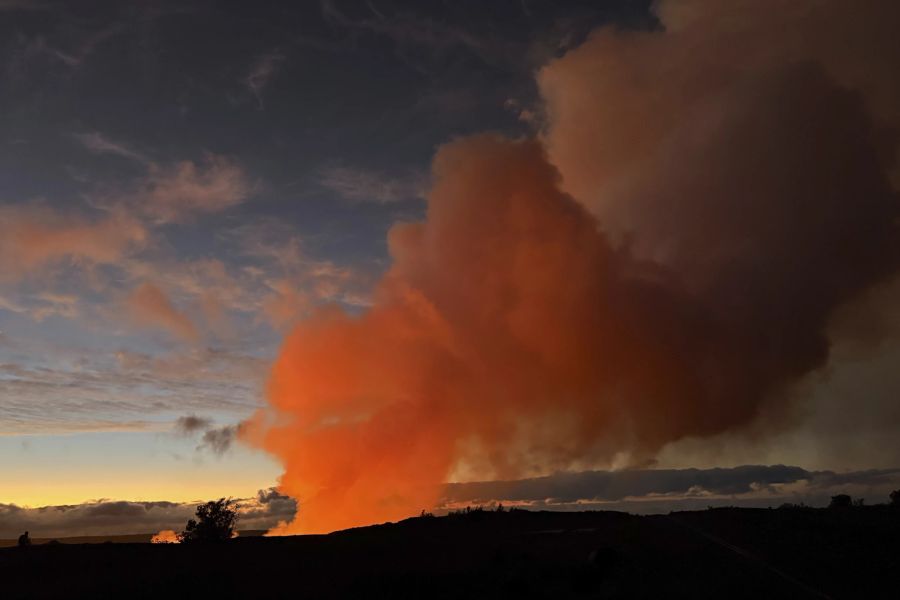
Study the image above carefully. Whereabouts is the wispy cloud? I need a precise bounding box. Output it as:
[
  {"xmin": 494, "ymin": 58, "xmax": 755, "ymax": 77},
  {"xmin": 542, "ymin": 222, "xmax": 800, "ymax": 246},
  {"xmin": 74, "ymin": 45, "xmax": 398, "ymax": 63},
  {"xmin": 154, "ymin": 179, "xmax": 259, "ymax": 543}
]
[
  {"xmin": 198, "ymin": 423, "xmax": 241, "ymax": 455},
  {"xmin": 320, "ymin": 0, "xmax": 522, "ymax": 71},
  {"xmin": 0, "ymin": 292, "xmax": 78, "ymax": 322},
  {"xmin": 243, "ymin": 52, "xmax": 284, "ymax": 110},
  {"xmin": 52, "ymin": 23, "xmax": 123, "ymax": 69},
  {"xmin": 170, "ymin": 414, "xmax": 243, "ymax": 455},
  {"xmin": 0, "ymin": 204, "xmax": 148, "ymax": 283},
  {"xmin": 0, "ymin": 346, "xmax": 268, "ymax": 436},
  {"xmin": 223, "ymin": 218, "xmax": 377, "ymax": 326},
  {"xmin": 72, "ymin": 131, "xmax": 148, "ymax": 164},
  {"xmin": 72, "ymin": 133, "xmax": 253, "ymax": 224},
  {"xmin": 172, "ymin": 414, "xmax": 213, "ymax": 436},
  {"xmin": 318, "ymin": 165, "xmax": 427, "ymax": 204},
  {"xmin": 135, "ymin": 155, "xmax": 253, "ymax": 224},
  {"xmin": 0, "ymin": 419, "xmax": 161, "ymax": 436},
  {"xmin": 0, "ymin": 146, "xmax": 251, "ymax": 287},
  {"xmin": 9, "ymin": 22, "xmax": 124, "ymax": 72},
  {"xmin": 126, "ymin": 282, "xmax": 199, "ymax": 342}
]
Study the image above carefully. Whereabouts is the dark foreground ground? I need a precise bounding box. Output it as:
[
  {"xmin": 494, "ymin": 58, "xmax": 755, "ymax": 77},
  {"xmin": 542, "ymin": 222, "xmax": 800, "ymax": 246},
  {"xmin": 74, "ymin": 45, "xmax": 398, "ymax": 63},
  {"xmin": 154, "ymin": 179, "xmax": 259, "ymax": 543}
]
[
  {"xmin": 1, "ymin": 507, "xmax": 898, "ymax": 599},
  {"xmin": 0, "ymin": 531, "xmax": 269, "ymax": 547}
]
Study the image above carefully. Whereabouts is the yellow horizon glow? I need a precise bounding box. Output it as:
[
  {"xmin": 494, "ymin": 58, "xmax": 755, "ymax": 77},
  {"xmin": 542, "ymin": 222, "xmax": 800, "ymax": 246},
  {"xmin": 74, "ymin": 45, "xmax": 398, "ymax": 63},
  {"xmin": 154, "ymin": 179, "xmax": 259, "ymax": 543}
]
[
  {"xmin": 3, "ymin": 479, "xmax": 276, "ymax": 508},
  {"xmin": 2, "ymin": 460, "xmax": 283, "ymax": 507}
]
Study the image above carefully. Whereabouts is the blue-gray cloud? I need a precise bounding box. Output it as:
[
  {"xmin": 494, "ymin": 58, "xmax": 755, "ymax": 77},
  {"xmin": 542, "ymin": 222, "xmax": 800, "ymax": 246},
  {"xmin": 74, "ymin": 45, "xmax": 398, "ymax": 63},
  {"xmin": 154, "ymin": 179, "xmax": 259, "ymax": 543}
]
[{"xmin": 441, "ymin": 466, "xmax": 900, "ymax": 512}]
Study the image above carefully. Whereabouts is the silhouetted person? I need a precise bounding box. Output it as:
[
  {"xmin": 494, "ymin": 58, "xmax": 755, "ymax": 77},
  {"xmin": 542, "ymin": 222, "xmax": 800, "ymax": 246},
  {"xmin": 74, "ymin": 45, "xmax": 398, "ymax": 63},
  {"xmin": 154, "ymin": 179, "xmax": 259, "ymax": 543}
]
[{"xmin": 17, "ymin": 531, "xmax": 31, "ymax": 547}]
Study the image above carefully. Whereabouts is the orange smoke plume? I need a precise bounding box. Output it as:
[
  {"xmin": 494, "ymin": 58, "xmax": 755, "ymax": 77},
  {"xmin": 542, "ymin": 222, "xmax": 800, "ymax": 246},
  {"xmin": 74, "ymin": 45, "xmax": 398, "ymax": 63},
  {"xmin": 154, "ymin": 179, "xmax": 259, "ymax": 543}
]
[
  {"xmin": 257, "ymin": 135, "xmax": 675, "ymax": 533},
  {"xmin": 250, "ymin": 0, "xmax": 900, "ymax": 534}
]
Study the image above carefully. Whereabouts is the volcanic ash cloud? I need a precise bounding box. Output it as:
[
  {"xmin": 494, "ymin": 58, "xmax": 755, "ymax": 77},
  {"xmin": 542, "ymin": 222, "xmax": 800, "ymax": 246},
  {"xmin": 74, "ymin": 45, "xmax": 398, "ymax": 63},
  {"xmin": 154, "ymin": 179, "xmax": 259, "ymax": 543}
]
[{"xmin": 247, "ymin": 0, "xmax": 900, "ymax": 533}]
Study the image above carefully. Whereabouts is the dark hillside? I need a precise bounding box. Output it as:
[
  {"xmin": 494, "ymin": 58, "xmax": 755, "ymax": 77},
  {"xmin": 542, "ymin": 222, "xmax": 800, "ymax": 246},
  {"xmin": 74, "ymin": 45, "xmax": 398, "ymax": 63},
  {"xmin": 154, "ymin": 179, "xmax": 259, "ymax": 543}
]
[{"xmin": 1, "ymin": 508, "xmax": 897, "ymax": 599}]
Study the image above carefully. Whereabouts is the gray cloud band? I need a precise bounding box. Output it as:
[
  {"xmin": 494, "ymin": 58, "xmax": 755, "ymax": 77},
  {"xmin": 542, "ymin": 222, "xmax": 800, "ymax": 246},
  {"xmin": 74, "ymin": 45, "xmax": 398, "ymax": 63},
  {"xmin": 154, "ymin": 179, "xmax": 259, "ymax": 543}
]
[
  {"xmin": 0, "ymin": 488, "xmax": 296, "ymax": 540},
  {"xmin": 440, "ymin": 466, "xmax": 900, "ymax": 508}
]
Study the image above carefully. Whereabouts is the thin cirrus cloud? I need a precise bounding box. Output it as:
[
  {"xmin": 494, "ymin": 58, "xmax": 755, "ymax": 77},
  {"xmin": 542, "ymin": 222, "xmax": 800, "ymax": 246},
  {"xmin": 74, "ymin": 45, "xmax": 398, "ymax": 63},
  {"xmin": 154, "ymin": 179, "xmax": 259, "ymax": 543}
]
[
  {"xmin": 136, "ymin": 155, "xmax": 253, "ymax": 224},
  {"xmin": 71, "ymin": 131, "xmax": 149, "ymax": 164},
  {"xmin": 243, "ymin": 51, "xmax": 284, "ymax": 110},
  {"xmin": 222, "ymin": 219, "xmax": 377, "ymax": 327},
  {"xmin": 72, "ymin": 131, "xmax": 254, "ymax": 224},
  {"xmin": 318, "ymin": 165, "xmax": 427, "ymax": 204},
  {"xmin": 0, "ymin": 135, "xmax": 253, "ymax": 289},
  {"xmin": 0, "ymin": 203, "xmax": 148, "ymax": 282},
  {"xmin": 0, "ymin": 135, "xmax": 257, "ymax": 344},
  {"xmin": 319, "ymin": 0, "xmax": 522, "ymax": 71},
  {"xmin": 125, "ymin": 282, "xmax": 199, "ymax": 342},
  {"xmin": 0, "ymin": 418, "xmax": 157, "ymax": 437},
  {"xmin": 0, "ymin": 347, "xmax": 268, "ymax": 436},
  {"xmin": 0, "ymin": 291, "xmax": 79, "ymax": 322}
]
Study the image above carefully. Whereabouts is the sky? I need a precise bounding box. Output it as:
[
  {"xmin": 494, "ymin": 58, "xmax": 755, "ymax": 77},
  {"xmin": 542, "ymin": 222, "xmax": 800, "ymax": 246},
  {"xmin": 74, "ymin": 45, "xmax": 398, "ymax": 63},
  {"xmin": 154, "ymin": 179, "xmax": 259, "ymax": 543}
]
[{"xmin": 1, "ymin": 0, "xmax": 900, "ymax": 537}]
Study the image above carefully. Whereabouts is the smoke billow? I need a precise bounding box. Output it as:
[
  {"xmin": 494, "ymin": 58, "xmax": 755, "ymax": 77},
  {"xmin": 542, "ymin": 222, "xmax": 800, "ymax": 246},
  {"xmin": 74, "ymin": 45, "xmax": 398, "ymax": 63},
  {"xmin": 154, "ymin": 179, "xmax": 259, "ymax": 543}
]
[
  {"xmin": 150, "ymin": 529, "xmax": 179, "ymax": 544},
  {"xmin": 247, "ymin": 0, "xmax": 900, "ymax": 533}
]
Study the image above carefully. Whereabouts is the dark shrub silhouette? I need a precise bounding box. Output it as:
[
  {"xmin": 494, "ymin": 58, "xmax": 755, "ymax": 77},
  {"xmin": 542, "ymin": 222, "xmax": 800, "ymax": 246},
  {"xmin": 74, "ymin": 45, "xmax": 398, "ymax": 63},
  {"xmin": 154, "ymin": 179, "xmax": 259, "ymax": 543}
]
[
  {"xmin": 891, "ymin": 490, "xmax": 900, "ymax": 506},
  {"xmin": 178, "ymin": 498, "xmax": 237, "ymax": 543},
  {"xmin": 829, "ymin": 494, "xmax": 852, "ymax": 509}
]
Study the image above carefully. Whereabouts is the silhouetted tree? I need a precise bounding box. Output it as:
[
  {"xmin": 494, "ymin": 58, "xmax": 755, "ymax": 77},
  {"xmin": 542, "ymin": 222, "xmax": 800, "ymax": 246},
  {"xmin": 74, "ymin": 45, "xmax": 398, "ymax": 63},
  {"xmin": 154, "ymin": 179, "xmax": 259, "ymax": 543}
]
[
  {"xmin": 890, "ymin": 490, "xmax": 900, "ymax": 507},
  {"xmin": 829, "ymin": 494, "xmax": 852, "ymax": 509},
  {"xmin": 178, "ymin": 498, "xmax": 237, "ymax": 543}
]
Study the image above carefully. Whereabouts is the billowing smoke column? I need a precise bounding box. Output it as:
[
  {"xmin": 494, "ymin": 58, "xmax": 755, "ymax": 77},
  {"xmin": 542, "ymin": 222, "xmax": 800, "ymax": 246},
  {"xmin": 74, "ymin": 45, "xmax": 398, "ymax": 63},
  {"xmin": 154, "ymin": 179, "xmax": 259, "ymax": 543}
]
[{"xmin": 247, "ymin": 0, "xmax": 900, "ymax": 533}]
